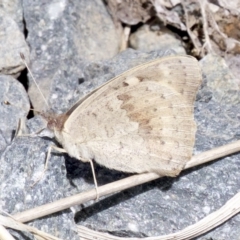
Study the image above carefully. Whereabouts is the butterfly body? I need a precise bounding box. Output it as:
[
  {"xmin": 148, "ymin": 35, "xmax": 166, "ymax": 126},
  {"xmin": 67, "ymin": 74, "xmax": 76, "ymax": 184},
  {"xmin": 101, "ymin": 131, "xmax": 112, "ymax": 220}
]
[{"xmin": 43, "ymin": 55, "xmax": 202, "ymax": 177}]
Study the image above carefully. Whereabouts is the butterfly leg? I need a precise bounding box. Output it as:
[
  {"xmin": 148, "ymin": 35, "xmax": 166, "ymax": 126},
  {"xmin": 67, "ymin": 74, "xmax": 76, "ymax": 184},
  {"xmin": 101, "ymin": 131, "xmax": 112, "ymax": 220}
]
[
  {"xmin": 3, "ymin": 102, "xmax": 27, "ymax": 139},
  {"xmin": 31, "ymin": 145, "xmax": 67, "ymax": 187},
  {"xmin": 46, "ymin": 148, "xmax": 100, "ymax": 201},
  {"xmin": 88, "ymin": 159, "xmax": 99, "ymax": 201},
  {"xmin": 15, "ymin": 117, "xmax": 48, "ymax": 138},
  {"xmin": 14, "ymin": 118, "xmax": 26, "ymax": 138}
]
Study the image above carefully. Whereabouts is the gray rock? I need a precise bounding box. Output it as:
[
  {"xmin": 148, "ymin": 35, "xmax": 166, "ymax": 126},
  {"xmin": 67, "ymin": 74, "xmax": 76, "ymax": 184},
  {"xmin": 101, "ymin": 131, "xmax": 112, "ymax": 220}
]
[
  {"xmin": 1, "ymin": 1, "xmax": 240, "ymax": 240},
  {"xmin": 0, "ymin": 75, "xmax": 30, "ymax": 153},
  {"xmin": 201, "ymin": 54, "xmax": 240, "ymax": 105},
  {"xmin": 130, "ymin": 24, "xmax": 186, "ymax": 54},
  {"xmin": 0, "ymin": 9, "xmax": 30, "ymax": 77},
  {"xmin": 72, "ymin": 0, "xmax": 120, "ymax": 62},
  {"xmin": 2, "ymin": 49, "xmax": 240, "ymax": 240},
  {"xmin": 23, "ymin": 0, "xmax": 120, "ymax": 112},
  {"xmin": 0, "ymin": 135, "xmax": 77, "ymax": 240},
  {"xmin": 0, "ymin": 0, "xmax": 24, "ymax": 31}
]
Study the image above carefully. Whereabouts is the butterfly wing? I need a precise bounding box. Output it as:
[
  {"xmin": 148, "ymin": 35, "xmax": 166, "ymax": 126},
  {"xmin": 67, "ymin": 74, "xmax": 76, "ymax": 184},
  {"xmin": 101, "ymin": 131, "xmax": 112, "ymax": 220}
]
[{"xmin": 60, "ymin": 55, "xmax": 202, "ymax": 177}]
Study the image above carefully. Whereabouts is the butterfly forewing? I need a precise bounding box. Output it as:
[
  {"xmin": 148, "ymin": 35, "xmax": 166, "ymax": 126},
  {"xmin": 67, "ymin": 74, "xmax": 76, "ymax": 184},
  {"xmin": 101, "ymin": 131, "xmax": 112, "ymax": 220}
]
[{"xmin": 60, "ymin": 55, "xmax": 202, "ymax": 177}]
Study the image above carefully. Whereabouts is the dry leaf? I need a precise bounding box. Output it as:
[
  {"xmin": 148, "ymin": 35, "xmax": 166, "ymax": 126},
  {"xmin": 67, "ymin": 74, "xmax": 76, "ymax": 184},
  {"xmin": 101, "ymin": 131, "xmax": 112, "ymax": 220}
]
[
  {"xmin": 152, "ymin": 0, "xmax": 186, "ymax": 30},
  {"xmin": 107, "ymin": 0, "xmax": 154, "ymax": 25}
]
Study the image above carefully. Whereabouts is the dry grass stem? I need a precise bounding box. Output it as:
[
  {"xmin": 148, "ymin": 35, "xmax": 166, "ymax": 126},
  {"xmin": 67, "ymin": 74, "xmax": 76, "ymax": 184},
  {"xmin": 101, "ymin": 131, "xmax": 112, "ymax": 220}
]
[
  {"xmin": 0, "ymin": 215, "xmax": 62, "ymax": 240},
  {"xmin": 0, "ymin": 224, "xmax": 16, "ymax": 240},
  {"xmin": 182, "ymin": 2, "xmax": 200, "ymax": 54},
  {"xmin": 120, "ymin": 26, "xmax": 131, "ymax": 51},
  {"xmin": 198, "ymin": 0, "xmax": 213, "ymax": 54},
  {"xmin": 185, "ymin": 140, "xmax": 240, "ymax": 169},
  {"xmin": 12, "ymin": 140, "xmax": 240, "ymax": 223}
]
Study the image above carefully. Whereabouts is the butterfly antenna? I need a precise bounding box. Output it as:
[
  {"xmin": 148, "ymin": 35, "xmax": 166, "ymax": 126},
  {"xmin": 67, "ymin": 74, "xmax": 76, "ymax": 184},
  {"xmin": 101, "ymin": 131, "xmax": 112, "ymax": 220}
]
[
  {"xmin": 20, "ymin": 53, "xmax": 49, "ymax": 108},
  {"xmin": 3, "ymin": 100, "xmax": 42, "ymax": 114}
]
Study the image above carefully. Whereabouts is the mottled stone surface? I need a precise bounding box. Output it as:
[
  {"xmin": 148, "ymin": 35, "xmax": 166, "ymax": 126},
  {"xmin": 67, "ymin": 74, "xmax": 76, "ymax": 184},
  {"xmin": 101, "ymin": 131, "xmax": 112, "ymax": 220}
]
[
  {"xmin": 0, "ymin": 9, "xmax": 29, "ymax": 76},
  {"xmin": 23, "ymin": 0, "xmax": 120, "ymax": 112},
  {"xmin": 0, "ymin": 1, "xmax": 240, "ymax": 240},
  {"xmin": 0, "ymin": 75, "xmax": 30, "ymax": 153},
  {"xmin": 0, "ymin": 0, "xmax": 24, "ymax": 31},
  {"xmin": 130, "ymin": 24, "xmax": 186, "ymax": 54}
]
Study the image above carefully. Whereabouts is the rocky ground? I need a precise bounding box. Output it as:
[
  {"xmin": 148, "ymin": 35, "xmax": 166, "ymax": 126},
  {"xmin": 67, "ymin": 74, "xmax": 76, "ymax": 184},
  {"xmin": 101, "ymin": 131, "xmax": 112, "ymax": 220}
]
[{"xmin": 0, "ymin": 0, "xmax": 240, "ymax": 239}]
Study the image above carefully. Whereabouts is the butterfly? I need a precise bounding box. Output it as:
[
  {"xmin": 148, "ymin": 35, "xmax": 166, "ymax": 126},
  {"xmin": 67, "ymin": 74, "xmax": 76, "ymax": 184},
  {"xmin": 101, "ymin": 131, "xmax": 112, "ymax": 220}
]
[{"xmin": 38, "ymin": 55, "xmax": 202, "ymax": 182}]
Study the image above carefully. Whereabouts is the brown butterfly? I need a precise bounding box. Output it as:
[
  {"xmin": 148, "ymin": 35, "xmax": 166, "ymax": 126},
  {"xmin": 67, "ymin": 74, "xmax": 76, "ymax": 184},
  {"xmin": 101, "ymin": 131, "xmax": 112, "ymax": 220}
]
[{"xmin": 38, "ymin": 55, "xmax": 202, "ymax": 181}]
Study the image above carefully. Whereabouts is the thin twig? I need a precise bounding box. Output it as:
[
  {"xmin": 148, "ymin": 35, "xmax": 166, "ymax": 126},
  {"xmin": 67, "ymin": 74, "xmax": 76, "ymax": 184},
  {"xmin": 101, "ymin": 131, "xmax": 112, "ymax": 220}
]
[
  {"xmin": 198, "ymin": 0, "xmax": 213, "ymax": 54},
  {"xmin": 182, "ymin": 2, "xmax": 201, "ymax": 54},
  {"xmin": 0, "ymin": 224, "xmax": 16, "ymax": 240},
  {"xmin": 12, "ymin": 140, "xmax": 240, "ymax": 223},
  {"xmin": 120, "ymin": 26, "xmax": 131, "ymax": 51},
  {"xmin": 0, "ymin": 215, "xmax": 62, "ymax": 240}
]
